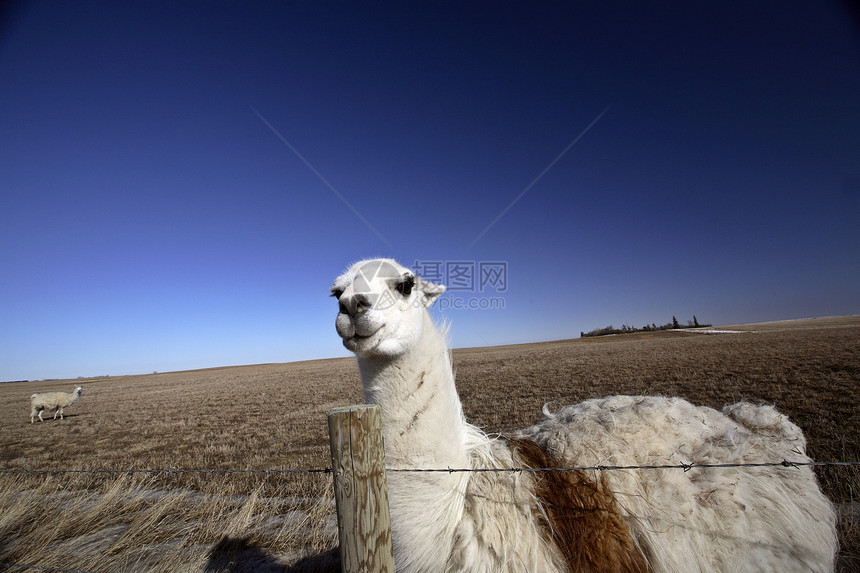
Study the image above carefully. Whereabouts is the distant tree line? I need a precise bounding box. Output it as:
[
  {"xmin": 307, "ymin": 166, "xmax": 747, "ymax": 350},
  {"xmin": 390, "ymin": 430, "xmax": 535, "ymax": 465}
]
[{"xmin": 580, "ymin": 316, "xmax": 711, "ymax": 338}]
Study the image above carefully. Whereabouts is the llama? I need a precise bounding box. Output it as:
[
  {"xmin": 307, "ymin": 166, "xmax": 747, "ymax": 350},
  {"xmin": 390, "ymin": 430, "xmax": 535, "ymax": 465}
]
[
  {"xmin": 331, "ymin": 258, "xmax": 837, "ymax": 573},
  {"xmin": 30, "ymin": 386, "xmax": 83, "ymax": 423}
]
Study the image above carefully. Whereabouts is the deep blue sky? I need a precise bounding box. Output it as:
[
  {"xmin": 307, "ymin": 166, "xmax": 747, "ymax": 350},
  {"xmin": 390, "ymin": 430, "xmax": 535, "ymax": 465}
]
[{"xmin": 2, "ymin": 1, "xmax": 859, "ymax": 381}]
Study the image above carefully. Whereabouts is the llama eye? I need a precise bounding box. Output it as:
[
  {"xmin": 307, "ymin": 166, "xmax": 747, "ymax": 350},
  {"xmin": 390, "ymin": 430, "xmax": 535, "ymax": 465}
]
[
  {"xmin": 394, "ymin": 274, "xmax": 414, "ymax": 296},
  {"xmin": 330, "ymin": 288, "xmax": 344, "ymax": 299}
]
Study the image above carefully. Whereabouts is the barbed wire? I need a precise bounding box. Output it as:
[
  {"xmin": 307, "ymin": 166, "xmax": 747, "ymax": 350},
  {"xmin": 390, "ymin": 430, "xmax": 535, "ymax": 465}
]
[
  {"xmin": 0, "ymin": 468, "xmax": 331, "ymax": 475},
  {"xmin": 1, "ymin": 459, "xmax": 858, "ymax": 477},
  {"xmin": 389, "ymin": 459, "xmax": 860, "ymax": 473}
]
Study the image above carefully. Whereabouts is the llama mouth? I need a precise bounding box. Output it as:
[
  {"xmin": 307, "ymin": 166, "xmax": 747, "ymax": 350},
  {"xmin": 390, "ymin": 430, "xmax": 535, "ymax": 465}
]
[
  {"xmin": 342, "ymin": 324, "xmax": 385, "ymax": 346},
  {"xmin": 351, "ymin": 326, "xmax": 383, "ymax": 341}
]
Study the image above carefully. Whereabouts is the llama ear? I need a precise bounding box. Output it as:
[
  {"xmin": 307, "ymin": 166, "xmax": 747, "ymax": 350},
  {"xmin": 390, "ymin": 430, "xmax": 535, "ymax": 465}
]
[{"xmin": 418, "ymin": 278, "xmax": 446, "ymax": 307}]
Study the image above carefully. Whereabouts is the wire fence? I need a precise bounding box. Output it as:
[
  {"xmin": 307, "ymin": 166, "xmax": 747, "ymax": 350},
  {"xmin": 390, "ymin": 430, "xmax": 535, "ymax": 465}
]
[
  {"xmin": 391, "ymin": 459, "xmax": 860, "ymax": 473},
  {"xmin": 1, "ymin": 459, "xmax": 859, "ymax": 476},
  {"xmin": 2, "ymin": 459, "xmax": 858, "ymax": 573},
  {"xmin": 0, "ymin": 467, "xmax": 331, "ymax": 475}
]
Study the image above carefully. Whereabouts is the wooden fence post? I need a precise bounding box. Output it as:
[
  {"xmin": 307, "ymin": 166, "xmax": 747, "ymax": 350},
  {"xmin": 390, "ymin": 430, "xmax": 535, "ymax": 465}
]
[{"xmin": 328, "ymin": 404, "xmax": 395, "ymax": 572}]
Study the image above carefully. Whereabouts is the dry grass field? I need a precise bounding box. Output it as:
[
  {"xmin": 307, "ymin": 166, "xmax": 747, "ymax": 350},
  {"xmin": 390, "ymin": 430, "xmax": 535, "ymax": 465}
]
[{"xmin": 1, "ymin": 316, "xmax": 857, "ymax": 571}]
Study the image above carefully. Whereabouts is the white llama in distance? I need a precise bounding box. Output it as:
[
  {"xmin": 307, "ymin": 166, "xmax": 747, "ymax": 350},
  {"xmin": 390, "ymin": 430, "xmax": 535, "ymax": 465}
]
[
  {"xmin": 331, "ymin": 258, "xmax": 837, "ymax": 573},
  {"xmin": 30, "ymin": 386, "xmax": 83, "ymax": 423}
]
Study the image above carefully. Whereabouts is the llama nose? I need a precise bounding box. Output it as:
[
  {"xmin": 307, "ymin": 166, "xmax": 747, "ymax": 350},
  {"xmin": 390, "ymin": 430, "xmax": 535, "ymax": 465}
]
[{"xmin": 340, "ymin": 293, "xmax": 372, "ymax": 317}]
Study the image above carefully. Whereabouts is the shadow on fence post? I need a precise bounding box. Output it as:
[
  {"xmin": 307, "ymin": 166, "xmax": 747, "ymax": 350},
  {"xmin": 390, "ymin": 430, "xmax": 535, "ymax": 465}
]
[{"xmin": 328, "ymin": 404, "xmax": 395, "ymax": 573}]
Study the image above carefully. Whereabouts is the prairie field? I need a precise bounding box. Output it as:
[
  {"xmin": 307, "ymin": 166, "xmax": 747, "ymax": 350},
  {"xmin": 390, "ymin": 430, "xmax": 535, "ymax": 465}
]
[{"xmin": 0, "ymin": 316, "xmax": 858, "ymax": 571}]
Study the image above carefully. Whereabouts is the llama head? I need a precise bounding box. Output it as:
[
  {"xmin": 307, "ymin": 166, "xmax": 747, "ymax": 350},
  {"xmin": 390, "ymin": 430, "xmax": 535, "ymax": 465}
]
[
  {"xmin": 331, "ymin": 258, "xmax": 445, "ymax": 358},
  {"xmin": 74, "ymin": 386, "xmax": 83, "ymax": 396}
]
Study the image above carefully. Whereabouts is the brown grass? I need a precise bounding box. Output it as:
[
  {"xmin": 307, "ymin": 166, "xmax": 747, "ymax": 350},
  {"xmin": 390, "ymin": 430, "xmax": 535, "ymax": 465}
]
[{"xmin": 0, "ymin": 316, "xmax": 857, "ymax": 571}]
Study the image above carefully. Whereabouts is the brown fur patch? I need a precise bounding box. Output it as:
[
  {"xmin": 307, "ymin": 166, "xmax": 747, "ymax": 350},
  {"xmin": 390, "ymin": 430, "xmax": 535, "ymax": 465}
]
[{"xmin": 508, "ymin": 437, "xmax": 651, "ymax": 573}]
